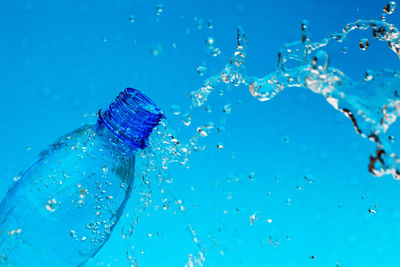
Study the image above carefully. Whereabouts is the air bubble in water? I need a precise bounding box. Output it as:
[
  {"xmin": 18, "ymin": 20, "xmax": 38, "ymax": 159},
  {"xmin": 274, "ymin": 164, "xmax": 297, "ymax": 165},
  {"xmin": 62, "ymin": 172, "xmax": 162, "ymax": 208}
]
[
  {"xmin": 359, "ymin": 38, "xmax": 370, "ymax": 50},
  {"xmin": 169, "ymin": 105, "xmax": 181, "ymax": 115},
  {"xmin": 181, "ymin": 113, "xmax": 192, "ymax": 126},
  {"xmin": 197, "ymin": 66, "xmax": 207, "ymax": 76},
  {"xmin": 155, "ymin": 4, "xmax": 164, "ymax": 15},
  {"xmin": 223, "ymin": 104, "xmax": 232, "ymax": 113},
  {"xmin": 384, "ymin": 1, "xmax": 396, "ymax": 14},
  {"xmin": 128, "ymin": 15, "xmax": 136, "ymax": 23}
]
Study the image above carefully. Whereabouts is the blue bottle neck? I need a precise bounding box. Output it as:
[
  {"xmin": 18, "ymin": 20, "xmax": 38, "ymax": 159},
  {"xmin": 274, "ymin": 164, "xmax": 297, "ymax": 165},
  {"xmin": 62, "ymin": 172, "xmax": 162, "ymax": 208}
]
[{"xmin": 96, "ymin": 88, "xmax": 164, "ymax": 152}]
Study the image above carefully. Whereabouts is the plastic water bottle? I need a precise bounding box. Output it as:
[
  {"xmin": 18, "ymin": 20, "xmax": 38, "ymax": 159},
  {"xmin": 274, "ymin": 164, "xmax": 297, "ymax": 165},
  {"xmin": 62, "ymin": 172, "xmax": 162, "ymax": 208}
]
[{"xmin": 0, "ymin": 88, "xmax": 163, "ymax": 266}]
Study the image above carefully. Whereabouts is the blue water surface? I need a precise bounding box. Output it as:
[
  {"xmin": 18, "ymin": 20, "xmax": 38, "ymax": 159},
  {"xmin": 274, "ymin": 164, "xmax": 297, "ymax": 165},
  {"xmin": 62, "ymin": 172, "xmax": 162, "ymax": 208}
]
[{"xmin": 1, "ymin": 0, "xmax": 400, "ymax": 266}]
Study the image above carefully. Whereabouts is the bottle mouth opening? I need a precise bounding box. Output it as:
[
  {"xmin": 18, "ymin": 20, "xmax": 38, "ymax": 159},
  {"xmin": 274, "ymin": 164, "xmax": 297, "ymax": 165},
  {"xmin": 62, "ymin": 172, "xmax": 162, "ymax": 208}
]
[
  {"xmin": 125, "ymin": 88, "xmax": 162, "ymax": 115},
  {"xmin": 97, "ymin": 88, "xmax": 164, "ymax": 150}
]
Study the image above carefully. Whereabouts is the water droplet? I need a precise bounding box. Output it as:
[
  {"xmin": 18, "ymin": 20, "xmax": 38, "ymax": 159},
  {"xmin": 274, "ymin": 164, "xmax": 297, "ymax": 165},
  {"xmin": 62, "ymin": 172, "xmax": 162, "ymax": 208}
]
[
  {"xmin": 342, "ymin": 46, "xmax": 348, "ymax": 54},
  {"xmin": 364, "ymin": 69, "xmax": 375, "ymax": 81},
  {"xmin": 205, "ymin": 105, "xmax": 212, "ymax": 113},
  {"xmin": 194, "ymin": 17, "xmax": 204, "ymax": 30},
  {"xmin": 70, "ymin": 230, "xmax": 77, "ymax": 238},
  {"xmin": 155, "ymin": 4, "xmax": 164, "ymax": 15},
  {"xmin": 170, "ymin": 105, "xmax": 181, "ymax": 115},
  {"xmin": 151, "ymin": 45, "xmax": 162, "ymax": 56},
  {"xmin": 223, "ymin": 104, "xmax": 232, "ymax": 114},
  {"xmin": 389, "ymin": 135, "xmax": 396, "ymax": 142},
  {"xmin": 181, "ymin": 113, "xmax": 192, "ymax": 126},
  {"xmin": 45, "ymin": 198, "xmax": 59, "ymax": 212},
  {"xmin": 197, "ymin": 126, "xmax": 210, "ymax": 137},
  {"xmin": 207, "ymin": 20, "xmax": 213, "ymax": 29},
  {"xmin": 102, "ymin": 37, "xmax": 108, "ymax": 43},
  {"xmin": 197, "ymin": 66, "xmax": 207, "ymax": 76},
  {"xmin": 212, "ymin": 47, "xmax": 221, "ymax": 57},
  {"xmin": 304, "ymin": 174, "xmax": 314, "ymax": 183},
  {"xmin": 281, "ymin": 136, "xmax": 290, "ymax": 144},
  {"xmin": 249, "ymin": 212, "xmax": 262, "ymax": 225},
  {"xmin": 359, "ymin": 38, "xmax": 370, "ymax": 50},
  {"xmin": 249, "ymin": 171, "xmax": 256, "ymax": 181},
  {"xmin": 369, "ymin": 205, "xmax": 377, "ymax": 214},
  {"xmin": 205, "ymin": 36, "xmax": 215, "ymax": 47},
  {"xmin": 128, "ymin": 15, "xmax": 136, "ymax": 23},
  {"xmin": 217, "ymin": 142, "xmax": 224, "ymax": 149},
  {"xmin": 384, "ymin": 1, "xmax": 396, "ymax": 14}
]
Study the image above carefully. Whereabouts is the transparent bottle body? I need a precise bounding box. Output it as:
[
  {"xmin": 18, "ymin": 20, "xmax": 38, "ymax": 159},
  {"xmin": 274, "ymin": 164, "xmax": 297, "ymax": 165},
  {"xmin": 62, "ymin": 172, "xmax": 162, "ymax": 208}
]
[{"xmin": 0, "ymin": 124, "xmax": 135, "ymax": 266}]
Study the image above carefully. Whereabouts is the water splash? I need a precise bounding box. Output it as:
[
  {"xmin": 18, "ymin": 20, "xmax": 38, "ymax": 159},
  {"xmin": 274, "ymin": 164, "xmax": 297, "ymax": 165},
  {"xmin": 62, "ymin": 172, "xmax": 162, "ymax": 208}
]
[{"xmin": 189, "ymin": 7, "xmax": 400, "ymax": 179}]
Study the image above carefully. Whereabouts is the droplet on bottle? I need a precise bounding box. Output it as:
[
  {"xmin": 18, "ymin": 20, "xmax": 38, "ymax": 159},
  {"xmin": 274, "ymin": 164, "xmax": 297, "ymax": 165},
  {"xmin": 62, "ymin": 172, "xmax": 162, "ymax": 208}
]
[
  {"xmin": 359, "ymin": 38, "xmax": 369, "ymax": 50},
  {"xmin": 155, "ymin": 4, "xmax": 165, "ymax": 15},
  {"xmin": 169, "ymin": 105, "xmax": 181, "ymax": 115},
  {"xmin": 389, "ymin": 135, "xmax": 396, "ymax": 142},
  {"xmin": 223, "ymin": 104, "xmax": 232, "ymax": 114},
  {"xmin": 205, "ymin": 105, "xmax": 212, "ymax": 113},
  {"xmin": 128, "ymin": 15, "xmax": 136, "ymax": 23},
  {"xmin": 181, "ymin": 113, "xmax": 192, "ymax": 126},
  {"xmin": 384, "ymin": 1, "xmax": 396, "ymax": 14},
  {"xmin": 342, "ymin": 46, "xmax": 348, "ymax": 54},
  {"xmin": 45, "ymin": 199, "xmax": 59, "ymax": 212},
  {"xmin": 249, "ymin": 212, "xmax": 262, "ymax": 225},
  {"xmin": 217, "ymin": 142, "xmax": 224, "ymax": 149},
  {"xmin": 197, "ymin": 65, "xmax": 207, "ymax": 76},
  {"xmin": 249, "ymin": 171, "xmax": 256, "ymax": 181}
]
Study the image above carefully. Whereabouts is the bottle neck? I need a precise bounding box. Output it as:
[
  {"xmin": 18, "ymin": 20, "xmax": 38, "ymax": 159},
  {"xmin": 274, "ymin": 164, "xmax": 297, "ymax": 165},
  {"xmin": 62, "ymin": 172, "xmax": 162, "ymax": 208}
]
[{"xmin": 96, "ymin": 88, "xmax": 164, "ymax": 153}]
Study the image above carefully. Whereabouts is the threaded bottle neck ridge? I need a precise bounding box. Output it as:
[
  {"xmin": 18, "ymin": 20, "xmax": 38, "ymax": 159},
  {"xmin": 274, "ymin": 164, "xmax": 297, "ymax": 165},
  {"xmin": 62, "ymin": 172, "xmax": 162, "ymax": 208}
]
[{"xmin": 97, "ymin": 88, "xmax": 164, "ymax": 150}]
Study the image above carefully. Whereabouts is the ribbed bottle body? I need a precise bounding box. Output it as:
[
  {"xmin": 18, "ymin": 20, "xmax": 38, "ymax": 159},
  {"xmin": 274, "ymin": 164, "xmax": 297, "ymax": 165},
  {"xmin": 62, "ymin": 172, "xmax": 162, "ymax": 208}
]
[{"xmin": 0, "ymin": 125, "xmax": 135, "ymax": 266}]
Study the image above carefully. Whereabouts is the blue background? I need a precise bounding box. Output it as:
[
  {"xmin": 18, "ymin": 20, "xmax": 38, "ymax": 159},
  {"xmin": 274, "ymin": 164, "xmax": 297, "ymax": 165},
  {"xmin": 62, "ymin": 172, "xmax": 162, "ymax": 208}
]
[{"xmin": 1, "ymin": 0, "xmax": 400, "ymax": 266}]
